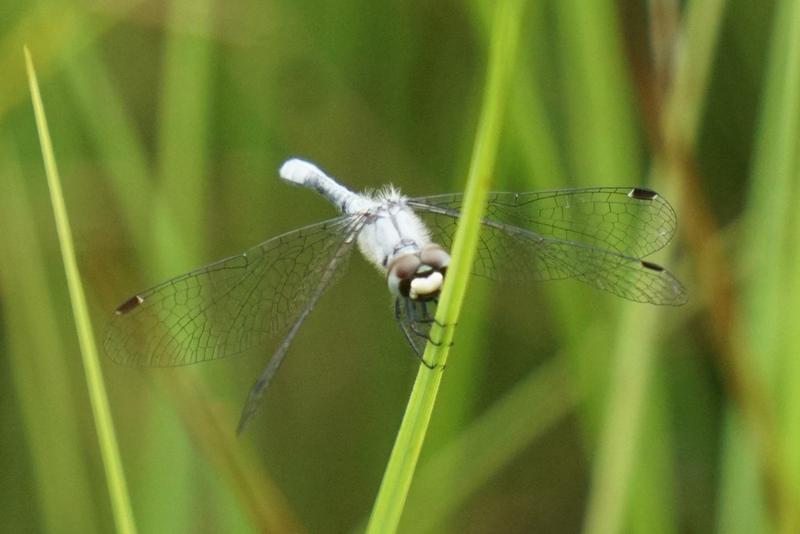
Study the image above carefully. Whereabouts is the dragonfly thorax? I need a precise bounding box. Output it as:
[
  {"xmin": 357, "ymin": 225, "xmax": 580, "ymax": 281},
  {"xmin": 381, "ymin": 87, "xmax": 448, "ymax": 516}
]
[
  {"xmin": 387, "ymin": 244, "xmax": 450, "ymax": 301},
  {"xmin": 356, "ymin": 194, "xmax": 432, "ymax": 271}
]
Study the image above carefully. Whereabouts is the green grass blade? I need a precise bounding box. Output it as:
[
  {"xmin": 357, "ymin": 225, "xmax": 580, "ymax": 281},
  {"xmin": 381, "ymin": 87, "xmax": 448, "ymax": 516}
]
[
  {"xmin": 582, "ymin": 305, "xmax": 668, "ymax": 534},
  {"xmin": 364, "ymin": 2, "xmax": 524, "ymax": 532},
  {"xmin": 554, "ymin": 0, "xmax": 640, "ymax": 186},
  {"xmin": 551, "ymin": 0, "xmax": 643, "ymax": 435},
  {"xmin": 154, "ymin": 0, "xmax": 214, "ymax": 266},
  {"xmin": 62, "ymin": 45, "xmax": 153, "ymax": 250},
  {"xmin": 662, "ymin": 0, "xmax": 728, "ymax": 148},
  {"xmin": 741, "ymin": 0, "xmax": 800, "ymax": 383},
  {"xmin": 649, "ymin": 0, "xmax": 791, "ymax": 531},
  {"xmin": 24, "ymin": 47, "xmax": 137, "ymax": 534},
  {"xmin": 64, "ymin": 38, "xmax": 303, "ymax": 533},
  {"xmin": 0, "ymin": 137, "xmax": 101, "ymax": 533},
  {"xmin": 733, "ymin": 0, "xmax": 800, "ymax": 530},
  {"xmin": 550, "ymin": 2, "xmax": 653, "ymax": 531},
  {"xmin": 402, "ymin": 352, "xmax": 578, "ymax": 533},
  {"xmin": 133, "ymin": 3, "xmax": 215, "ymax": 529},
  {"xmin": 581, "ymin": 0, "xmax": 727, "ymax": 532},
  {"xmin": 0, "ymin": 2, "xmax": 144, "ymax": 124}
]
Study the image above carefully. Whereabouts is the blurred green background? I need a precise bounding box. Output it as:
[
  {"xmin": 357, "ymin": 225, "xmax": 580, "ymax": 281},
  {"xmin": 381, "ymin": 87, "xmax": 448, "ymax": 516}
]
[{"xmin": 1, "ymin": 0, "xmax": 797, "ymax": 532}]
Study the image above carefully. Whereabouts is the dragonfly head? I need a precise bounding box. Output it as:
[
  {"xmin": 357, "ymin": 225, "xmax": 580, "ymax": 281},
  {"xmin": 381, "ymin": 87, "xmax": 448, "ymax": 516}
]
[{"xmin": 387, "ymin": 244, "xmax": 450, "ymax": 301}]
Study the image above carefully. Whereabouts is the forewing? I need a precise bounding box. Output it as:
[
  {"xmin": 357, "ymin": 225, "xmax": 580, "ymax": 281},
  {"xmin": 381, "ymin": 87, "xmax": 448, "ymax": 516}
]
[
  {"xmin": 410, "ymin": 187, "xmax": 677, "ymax": 258},
  {"xmin": 409, "ymin": 190, "xmax": 686, "ymax": 306},
  {"xmin": 105, "ymin": 215, "xmax": 359, "ymax": 366}
]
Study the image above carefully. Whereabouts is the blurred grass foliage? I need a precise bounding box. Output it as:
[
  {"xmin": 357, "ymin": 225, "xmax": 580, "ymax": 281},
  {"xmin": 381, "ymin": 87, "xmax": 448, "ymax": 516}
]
[{"xmin": 0, "ymin": 0, "xmax": 794, "ymax": 532}]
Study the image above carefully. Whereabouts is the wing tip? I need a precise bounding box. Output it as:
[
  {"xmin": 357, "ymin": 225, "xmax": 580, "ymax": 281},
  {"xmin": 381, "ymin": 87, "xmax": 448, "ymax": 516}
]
[{"xmin": 628, "ymin": 187, "xmax": 659, "ymax": 200}]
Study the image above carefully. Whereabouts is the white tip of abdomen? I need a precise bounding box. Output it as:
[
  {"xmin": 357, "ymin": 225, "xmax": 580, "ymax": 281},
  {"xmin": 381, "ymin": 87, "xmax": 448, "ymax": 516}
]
[{"xmin": 279, "ymin": 158, "xmax": 326, "ymax": 186}]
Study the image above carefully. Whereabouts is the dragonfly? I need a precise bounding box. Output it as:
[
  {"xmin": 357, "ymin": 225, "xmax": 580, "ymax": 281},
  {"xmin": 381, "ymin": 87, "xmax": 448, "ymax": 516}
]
[{"xmin": 105, "ymin": 158, "xmax": 687, "ymax": 432}]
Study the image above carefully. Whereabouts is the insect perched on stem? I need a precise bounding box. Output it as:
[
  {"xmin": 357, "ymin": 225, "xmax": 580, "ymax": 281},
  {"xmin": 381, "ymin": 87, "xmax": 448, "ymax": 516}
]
[{"xmin": 106, "ymin": 159, "xmax": 686, "ymax": 432}]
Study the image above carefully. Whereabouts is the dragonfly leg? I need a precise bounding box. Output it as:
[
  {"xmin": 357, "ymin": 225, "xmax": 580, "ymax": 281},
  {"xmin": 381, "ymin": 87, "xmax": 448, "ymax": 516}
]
[
  {"xmin": 408, "ymin": 301, "xmax": 438, "ymax": 341},
  {"xmin": 417, "ymin": 301, "xmax": 455, "ymax": 348},
  {"xmin": 409, "ymin": 301, "xmax": 454, "ymax": 352},
  {"xmin": 394, "ymin": 299, "xmax": 421, "ymax": 352},
  {"xmin": 395, "ymin": 298, "xmax": 437, "ymax": 369},
  {"xmin": 420, "ymin": 298, "xmax": 457, "ymax": 329}
]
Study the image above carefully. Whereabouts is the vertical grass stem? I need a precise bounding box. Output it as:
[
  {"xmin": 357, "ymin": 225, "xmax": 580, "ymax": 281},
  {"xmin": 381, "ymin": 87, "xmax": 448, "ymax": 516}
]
[
  {"xmin": 24, "ymin": 47, "xmax": 137, "ymax": 534},
  {"xmin": 364, "ymin": 2, "xmax": 524, "ymax": 532}
]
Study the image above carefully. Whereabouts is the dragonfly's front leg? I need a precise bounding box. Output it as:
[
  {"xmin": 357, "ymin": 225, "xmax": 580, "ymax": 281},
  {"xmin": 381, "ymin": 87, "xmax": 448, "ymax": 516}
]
[
  {"xmin": 407, "ymin": 300, "xmax": 440, "ymax": 342},
  {"xmin": 394, "ymin": 298, "xmax": 420, "ymax": 353},
  {"xmin": 394, "ymin": 297, "xmax": 436, "ymax": 368}
]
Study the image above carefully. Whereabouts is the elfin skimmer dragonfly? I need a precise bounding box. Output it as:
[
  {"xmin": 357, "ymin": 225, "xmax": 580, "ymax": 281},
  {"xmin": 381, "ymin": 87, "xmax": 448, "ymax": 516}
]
[{"xmin": 105, "ymin": 158, "xmax": 687, "ymax": 432}]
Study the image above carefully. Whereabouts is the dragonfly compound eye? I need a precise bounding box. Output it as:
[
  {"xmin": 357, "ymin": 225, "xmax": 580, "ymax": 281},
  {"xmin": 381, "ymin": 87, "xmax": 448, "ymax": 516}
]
[
  {"xmin": 387, "ymin": 253, "xmax": 422, "ymax": 297},
  {"xmin": 419, "ymin": 244, "xmax": 450, "ymax": 270}
]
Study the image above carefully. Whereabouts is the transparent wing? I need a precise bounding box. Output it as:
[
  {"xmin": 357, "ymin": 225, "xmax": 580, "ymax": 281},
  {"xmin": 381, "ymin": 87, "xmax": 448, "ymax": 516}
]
[
  {"xmin": 236, "ymin": 217, "xmax": 364, "ymax": 433},
  {"xmin": 409, "ymin": 187, "xmax": 677, "ymax": 258},
  {"xmin": 408, "ymin": 188, "xmax": 686, "ymax": 305},
  {"xmin": 104, "ymin": 215, "xmax": 360, "ymax": 367}
]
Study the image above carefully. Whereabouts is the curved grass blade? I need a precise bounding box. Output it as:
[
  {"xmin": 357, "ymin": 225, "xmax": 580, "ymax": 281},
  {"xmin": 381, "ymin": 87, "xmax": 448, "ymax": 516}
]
[
  {"xmin": 364, "ymin": 2, "xmax": 525, "ymax": 531},
  {"xmin": 25, "ymin": 46, "xmax": 137, "ymax": 534}
]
